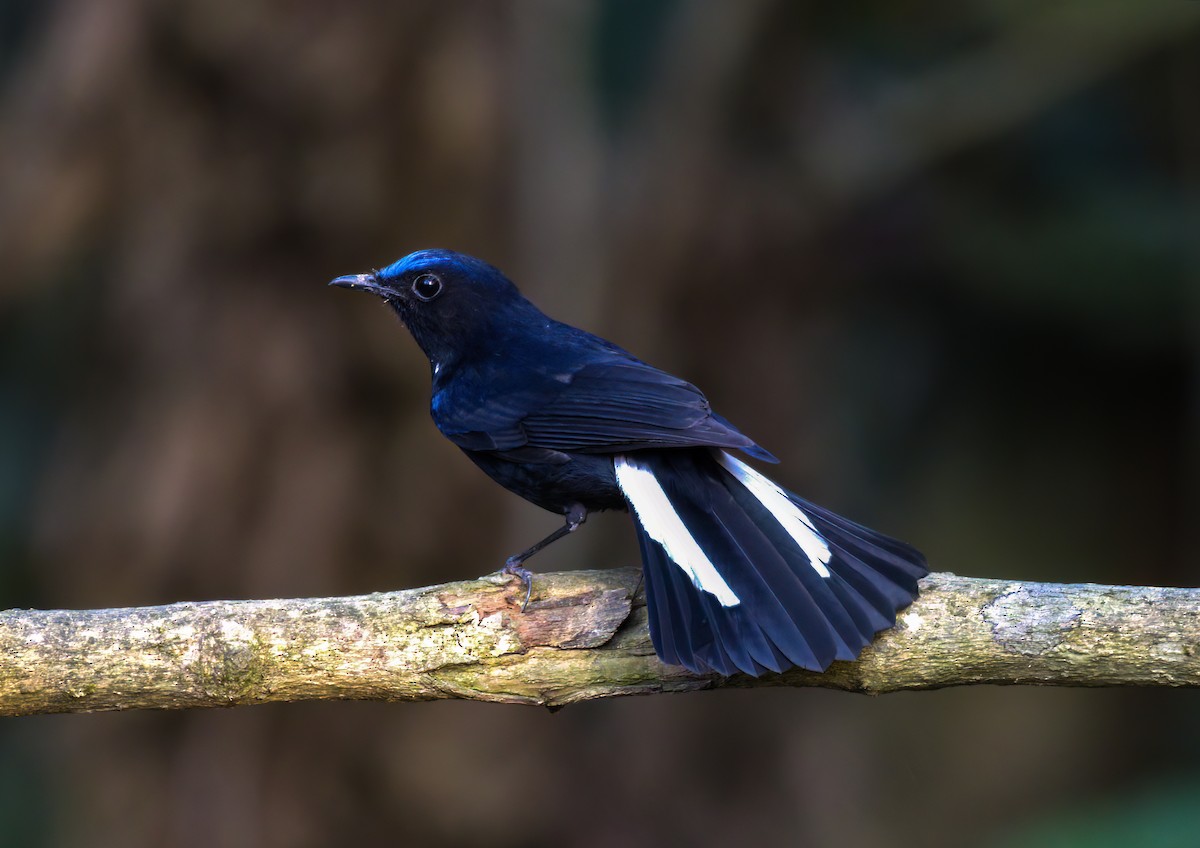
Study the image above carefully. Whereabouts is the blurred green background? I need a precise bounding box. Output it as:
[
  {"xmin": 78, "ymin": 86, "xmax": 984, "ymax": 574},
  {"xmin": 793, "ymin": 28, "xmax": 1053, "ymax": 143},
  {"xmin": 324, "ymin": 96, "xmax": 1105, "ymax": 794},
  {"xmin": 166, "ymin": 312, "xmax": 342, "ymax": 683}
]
[{"xmin": 1, "ymin": 1, "xmax": 1197, "ymax": 846}]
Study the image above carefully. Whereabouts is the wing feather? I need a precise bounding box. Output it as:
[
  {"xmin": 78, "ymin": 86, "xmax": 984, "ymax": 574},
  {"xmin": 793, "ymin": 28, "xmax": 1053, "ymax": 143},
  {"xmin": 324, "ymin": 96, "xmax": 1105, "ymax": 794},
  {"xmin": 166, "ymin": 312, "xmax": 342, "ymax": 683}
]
[{"xmin": 435, "ymin": 356, "xmax": 776, "ymax": 462}]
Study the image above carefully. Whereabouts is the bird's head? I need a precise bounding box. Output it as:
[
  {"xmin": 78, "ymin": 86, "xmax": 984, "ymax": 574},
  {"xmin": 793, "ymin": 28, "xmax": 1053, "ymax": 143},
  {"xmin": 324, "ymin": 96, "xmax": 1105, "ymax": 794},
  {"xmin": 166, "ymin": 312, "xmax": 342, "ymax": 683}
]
[{"xmin": 330, "ymin": 249, "xmax": 533, "ymax": 369}]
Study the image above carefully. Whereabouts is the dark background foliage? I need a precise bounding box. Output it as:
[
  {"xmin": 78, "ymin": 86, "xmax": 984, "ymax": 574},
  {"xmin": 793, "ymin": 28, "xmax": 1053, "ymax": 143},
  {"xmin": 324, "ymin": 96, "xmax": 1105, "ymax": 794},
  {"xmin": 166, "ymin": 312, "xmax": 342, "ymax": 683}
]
[{"xmin": 1, "ymin": 2, "xmax": 1197, "ymax": 846}]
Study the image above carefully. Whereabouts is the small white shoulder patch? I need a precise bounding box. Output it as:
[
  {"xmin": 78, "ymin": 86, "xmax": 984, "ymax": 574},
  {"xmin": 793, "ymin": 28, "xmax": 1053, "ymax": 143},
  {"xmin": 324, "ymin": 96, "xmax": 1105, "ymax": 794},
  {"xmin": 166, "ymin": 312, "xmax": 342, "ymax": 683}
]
[{"xmin": 614, "ymin": 456, "xmax": 740, "ymax": 607}]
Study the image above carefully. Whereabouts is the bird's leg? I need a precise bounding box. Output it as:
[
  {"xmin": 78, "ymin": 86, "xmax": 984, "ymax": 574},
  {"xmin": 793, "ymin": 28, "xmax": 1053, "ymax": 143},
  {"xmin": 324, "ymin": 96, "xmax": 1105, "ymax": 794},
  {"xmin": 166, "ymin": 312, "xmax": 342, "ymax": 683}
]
[{"xmin": 502, "ymin": 503, "xmax": 588, "ymax": 611}]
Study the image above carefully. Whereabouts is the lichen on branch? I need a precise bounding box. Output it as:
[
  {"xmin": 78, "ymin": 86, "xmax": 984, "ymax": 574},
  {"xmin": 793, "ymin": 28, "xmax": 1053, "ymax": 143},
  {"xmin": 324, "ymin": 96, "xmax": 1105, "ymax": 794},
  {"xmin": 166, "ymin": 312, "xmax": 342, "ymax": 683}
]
[{"xmin": 1, "ymin": 570, "xmax": 1196, "ymax": 716}]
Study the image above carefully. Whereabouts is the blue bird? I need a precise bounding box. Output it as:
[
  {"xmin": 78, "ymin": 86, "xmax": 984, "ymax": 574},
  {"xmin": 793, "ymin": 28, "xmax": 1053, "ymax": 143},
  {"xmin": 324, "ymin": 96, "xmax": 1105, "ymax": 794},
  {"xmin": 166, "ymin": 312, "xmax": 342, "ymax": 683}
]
[{"xmin": 331, "ymin": 249, "xmax": 928, "ymax": 676}]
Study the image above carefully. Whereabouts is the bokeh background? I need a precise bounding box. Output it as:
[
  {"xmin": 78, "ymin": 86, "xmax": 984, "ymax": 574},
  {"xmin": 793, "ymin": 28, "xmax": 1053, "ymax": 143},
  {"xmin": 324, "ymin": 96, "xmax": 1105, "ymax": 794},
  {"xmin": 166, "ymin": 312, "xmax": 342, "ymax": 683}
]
[{"xmin": 1, "ymin": 1, "xmax": 1198, "ymax": 846}]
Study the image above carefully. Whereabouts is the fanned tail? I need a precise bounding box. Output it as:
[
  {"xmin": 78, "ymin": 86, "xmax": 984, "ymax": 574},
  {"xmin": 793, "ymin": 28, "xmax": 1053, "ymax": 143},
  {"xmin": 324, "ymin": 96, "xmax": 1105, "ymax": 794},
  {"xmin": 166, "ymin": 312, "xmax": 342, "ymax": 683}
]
[{"xmin": 615, "ymin": 449, "xmax": 928, "ymax": 676}]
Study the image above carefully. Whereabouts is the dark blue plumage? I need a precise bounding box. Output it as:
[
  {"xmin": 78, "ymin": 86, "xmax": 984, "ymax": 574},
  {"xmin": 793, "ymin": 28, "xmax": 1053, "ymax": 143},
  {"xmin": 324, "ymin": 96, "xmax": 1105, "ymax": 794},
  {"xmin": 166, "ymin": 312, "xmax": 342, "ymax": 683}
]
[{"xmin": 330, "ymin": 249, "xmax": 928, "ymax": 676}]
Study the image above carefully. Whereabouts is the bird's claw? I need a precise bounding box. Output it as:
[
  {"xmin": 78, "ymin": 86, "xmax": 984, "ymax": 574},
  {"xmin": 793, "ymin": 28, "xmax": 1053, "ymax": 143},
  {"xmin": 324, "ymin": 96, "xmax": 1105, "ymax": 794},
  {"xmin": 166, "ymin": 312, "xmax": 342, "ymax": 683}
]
[{"xmin": 501, "ymin": 558, "xmax": 534, "ymax": 612}]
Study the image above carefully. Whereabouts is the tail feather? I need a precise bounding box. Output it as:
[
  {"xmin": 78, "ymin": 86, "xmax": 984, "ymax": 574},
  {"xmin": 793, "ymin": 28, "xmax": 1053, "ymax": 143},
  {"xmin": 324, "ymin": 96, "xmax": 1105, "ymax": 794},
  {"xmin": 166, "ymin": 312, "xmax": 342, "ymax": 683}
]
[
  {"xmin": 835, "ymin": 548, "xmax": 921, "ymax": 617},
  {"xmin": 667, "ymin": 470, "xmax": 830, "ymax": 672},
  {"xmin": 635, "ymin": 527, "xmax": 683, "ymax": 666},
  {"xmin": 791, "ymin": 495, "xmax": 927, "ymax": 588},
  {"xmin": 644, "ymin": 450, "xmax": 839, "ymax": 673},
  {"xmin": 825, "ymin": 575, "xmax": 893, "ymax": 635},
  {"xmin": 705, "ymin": 504, "xmax": 828, "ymax": 670},
  {"xmin": 661, "ymin": 552, "xmax": 792, "ymax": 677},
  {"xmin": 716, "ymin": 471, "xmax": 869, "ymax": 662},
  {"xmin": 615, "ymin": 449, "xmax": 928, "ymax": 677}
]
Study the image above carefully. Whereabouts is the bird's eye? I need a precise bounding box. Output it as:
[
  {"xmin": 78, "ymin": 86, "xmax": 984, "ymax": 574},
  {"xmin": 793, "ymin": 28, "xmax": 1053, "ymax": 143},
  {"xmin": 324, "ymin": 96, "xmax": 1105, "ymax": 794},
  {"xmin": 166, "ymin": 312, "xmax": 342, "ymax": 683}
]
[{"xmin": 411, "ymin": 273, "xmax": 443, "ymax": 302}]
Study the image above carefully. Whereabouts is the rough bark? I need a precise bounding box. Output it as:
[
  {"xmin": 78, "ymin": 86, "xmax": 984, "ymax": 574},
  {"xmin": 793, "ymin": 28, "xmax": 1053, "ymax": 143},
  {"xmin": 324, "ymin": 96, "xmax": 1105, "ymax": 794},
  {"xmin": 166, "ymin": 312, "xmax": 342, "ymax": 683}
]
[{"xmin": 0, "ymin": 570, "xmax": 1196, "ymax": 716}]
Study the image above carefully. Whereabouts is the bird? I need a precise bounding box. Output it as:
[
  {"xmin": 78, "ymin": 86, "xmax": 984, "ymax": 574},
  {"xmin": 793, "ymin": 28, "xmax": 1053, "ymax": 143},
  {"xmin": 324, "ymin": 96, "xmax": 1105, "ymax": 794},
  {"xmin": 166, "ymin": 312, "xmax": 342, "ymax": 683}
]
[{"xmin": 330, "ymin": 249, "xmax": 928, "ymax": 677}]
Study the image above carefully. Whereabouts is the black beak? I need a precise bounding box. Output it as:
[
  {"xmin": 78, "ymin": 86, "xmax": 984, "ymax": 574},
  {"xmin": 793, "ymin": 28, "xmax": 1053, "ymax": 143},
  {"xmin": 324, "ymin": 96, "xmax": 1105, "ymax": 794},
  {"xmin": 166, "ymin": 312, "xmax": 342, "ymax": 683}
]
[{"xmin": 329, "ymin": 273, "xmax": 389, "ymax": 298}]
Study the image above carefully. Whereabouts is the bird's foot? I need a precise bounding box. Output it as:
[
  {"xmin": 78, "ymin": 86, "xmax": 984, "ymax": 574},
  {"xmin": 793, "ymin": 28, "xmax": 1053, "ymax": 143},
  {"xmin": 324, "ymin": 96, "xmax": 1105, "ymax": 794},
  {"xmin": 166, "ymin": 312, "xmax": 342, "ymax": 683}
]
[{"xmin": 501, "ymin": 558, "xmax": 535, "ymax": 612}]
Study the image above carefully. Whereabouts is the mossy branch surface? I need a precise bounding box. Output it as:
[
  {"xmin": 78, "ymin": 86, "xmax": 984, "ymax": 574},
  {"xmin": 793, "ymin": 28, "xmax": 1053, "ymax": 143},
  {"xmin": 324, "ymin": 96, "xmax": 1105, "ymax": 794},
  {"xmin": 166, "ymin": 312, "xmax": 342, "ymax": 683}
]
[{"xmin": 1, "ymin": 570, "xmax": 1197, "ymax": 716}]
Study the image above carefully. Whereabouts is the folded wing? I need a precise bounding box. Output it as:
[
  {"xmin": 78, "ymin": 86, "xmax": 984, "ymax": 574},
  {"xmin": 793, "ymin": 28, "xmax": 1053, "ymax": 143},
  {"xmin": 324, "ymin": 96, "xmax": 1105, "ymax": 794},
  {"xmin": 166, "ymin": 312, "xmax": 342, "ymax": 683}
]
[{"xmin": 435, "ymin": 355, "xmax": 777, "ymax": 463}]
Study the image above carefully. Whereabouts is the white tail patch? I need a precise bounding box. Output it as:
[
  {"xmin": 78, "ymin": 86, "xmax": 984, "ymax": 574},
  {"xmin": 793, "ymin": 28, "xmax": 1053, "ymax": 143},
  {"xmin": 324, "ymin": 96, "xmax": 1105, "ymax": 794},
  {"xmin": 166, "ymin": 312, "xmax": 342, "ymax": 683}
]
[
  {"xmin": 614, "ymin": 456, "xmax": 741, "ymax": 607},
  {"xmin": 716, "ymin": 452, "xmax": 832, "ymax": 578}
]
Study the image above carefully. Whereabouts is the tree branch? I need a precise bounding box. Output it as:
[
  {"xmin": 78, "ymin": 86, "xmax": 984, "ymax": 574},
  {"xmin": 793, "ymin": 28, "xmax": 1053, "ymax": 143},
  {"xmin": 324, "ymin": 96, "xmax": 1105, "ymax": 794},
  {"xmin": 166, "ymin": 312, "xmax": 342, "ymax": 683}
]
[{"xmin": 1, "ymin": 570, "xmax": 1196, "ymax": 716}]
